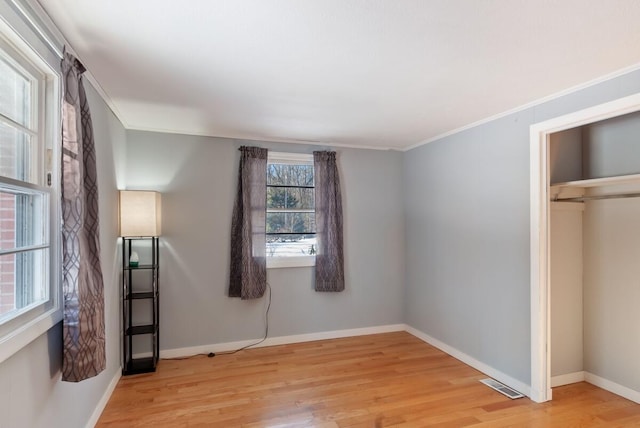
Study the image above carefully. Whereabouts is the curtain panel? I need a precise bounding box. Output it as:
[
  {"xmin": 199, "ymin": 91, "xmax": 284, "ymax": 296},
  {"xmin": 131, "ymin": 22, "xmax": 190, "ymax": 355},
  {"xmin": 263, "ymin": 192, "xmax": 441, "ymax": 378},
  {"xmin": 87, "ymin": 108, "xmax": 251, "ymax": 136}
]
[
  {"xmin": 313, "ymin": 151, "xmax": 345, "ymax": 292},
  {"xmin": 229, "ymin": 146, "xmax": 268, "ymax": 299},
  {"xmin": 60, "ymin": 52, "xmax": 106, "ymax": 382}
]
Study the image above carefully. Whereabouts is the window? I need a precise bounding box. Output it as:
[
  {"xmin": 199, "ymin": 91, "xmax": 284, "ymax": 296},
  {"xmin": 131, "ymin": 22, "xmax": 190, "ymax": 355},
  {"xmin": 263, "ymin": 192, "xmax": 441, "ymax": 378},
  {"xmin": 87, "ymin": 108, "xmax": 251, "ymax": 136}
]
[
  {"xmin": 0, "ymin": 16, "xmax": 60, "ymax": 363},
  {"xmin": 266, "ymin": 152, "xmax": 315, "ymax": 268}
]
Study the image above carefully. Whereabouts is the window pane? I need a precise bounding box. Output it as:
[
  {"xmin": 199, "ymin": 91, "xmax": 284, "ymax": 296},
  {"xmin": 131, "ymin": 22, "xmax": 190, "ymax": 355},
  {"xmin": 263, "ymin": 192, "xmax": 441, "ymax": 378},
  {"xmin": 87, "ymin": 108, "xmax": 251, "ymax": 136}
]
[
  {"xmin": 266, "ymin": 212, "xmax": 315, "ymax": 234},
  {"xmin": 267, "ymin": 164, "xmax": 314, "ymax": 186},
  {"xmin": 0, "ymin": 121, "xmax": 34, "ymax": 183},
  {"xmin": 0, "ymin": 57, "xmax": 31, "ymax": 128},
  {"xmin": 0, "ymin": 249, "xmax": 48, "ymax": 321},
  {"xmin": 266, "ymin": 235, "xmax": 316, "ymax": 257},
  {"xmin": 267, "ymin": 187, "xmax": 314, "ymax": 210},
  {"xmin": 0, "ymin": 188, "xmax": 46, "ymax": 250}
]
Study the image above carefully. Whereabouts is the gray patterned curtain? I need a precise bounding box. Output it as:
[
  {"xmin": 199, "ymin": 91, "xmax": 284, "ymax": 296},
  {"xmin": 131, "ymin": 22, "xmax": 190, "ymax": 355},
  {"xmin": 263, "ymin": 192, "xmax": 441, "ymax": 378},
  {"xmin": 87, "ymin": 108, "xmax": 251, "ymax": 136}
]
[
  {"xmin": 313, "ymin": 151, "xmax": 344, "ymax": 292},
  {"xmin": 61, "ymin": 52, "xmax": 105, "ymax": 382},
  {"xmin": 229, "ymin": 146, "xmax": 268, "ymax": 299}
]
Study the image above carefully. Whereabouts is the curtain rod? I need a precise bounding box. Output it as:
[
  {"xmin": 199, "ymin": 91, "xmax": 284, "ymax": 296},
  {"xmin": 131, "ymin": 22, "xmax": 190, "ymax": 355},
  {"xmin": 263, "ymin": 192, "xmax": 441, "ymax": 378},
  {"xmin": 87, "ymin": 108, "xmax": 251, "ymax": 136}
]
[
  {"xmin": 10, "ymin": 0, "xmax": 63, "ymax": 59},
  {"xmin": 554, "ymin": 192, "xmax": 640, "ymax": 203}
]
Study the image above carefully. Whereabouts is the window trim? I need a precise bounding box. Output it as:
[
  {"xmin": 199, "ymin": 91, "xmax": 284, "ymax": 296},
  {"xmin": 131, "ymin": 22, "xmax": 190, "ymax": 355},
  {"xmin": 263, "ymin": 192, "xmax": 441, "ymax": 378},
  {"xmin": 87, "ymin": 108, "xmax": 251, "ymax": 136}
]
[
  {"xmin": 266, "ymin": 152, "xmax": 316, "ymax": 269},
  {"xmin": 0, "ymin": 10, "xmax": 61, "ymax": 364}
]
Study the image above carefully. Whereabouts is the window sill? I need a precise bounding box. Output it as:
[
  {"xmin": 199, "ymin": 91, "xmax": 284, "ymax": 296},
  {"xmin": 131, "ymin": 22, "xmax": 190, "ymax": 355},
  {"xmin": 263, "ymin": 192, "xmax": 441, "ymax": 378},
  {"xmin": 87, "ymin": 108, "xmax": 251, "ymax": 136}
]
[
  {"xmin": 267, "ymin": 256, "xmax": 315, "ymax": 269},
  {"xmin": 0, "ymin": 304, "xmax": 62, "ymax": 364}
]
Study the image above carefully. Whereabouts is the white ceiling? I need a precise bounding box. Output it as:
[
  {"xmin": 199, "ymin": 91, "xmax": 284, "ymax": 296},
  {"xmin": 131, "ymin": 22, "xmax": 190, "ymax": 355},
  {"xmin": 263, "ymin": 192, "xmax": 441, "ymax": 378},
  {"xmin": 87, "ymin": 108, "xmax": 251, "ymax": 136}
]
[{"xmin": 38, "ymin": 0, "xmax": 640, "ymax": 150}]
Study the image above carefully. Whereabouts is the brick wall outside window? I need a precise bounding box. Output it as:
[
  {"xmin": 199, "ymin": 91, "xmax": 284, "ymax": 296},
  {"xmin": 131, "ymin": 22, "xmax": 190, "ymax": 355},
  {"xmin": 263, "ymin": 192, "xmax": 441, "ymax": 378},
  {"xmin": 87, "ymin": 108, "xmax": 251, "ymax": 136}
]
[{"xmin": 0, "ymin": 136, "xmax": 16, "ymax": 315}]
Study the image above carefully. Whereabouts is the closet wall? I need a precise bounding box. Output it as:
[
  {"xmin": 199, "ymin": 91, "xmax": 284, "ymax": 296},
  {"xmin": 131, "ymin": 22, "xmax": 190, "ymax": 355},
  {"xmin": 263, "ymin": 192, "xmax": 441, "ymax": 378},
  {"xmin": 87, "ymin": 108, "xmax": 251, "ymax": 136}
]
[
  {"xmin": 550, "ymin": 201, "xmax": 583, "ymax": 379},
  {"xmin": 549, "ymin": 111, "xmax": 640, "ymax": 396},
  {"xmin": 549, "ymin": 128, "xmax": 584, "ymax": 380},
  {"xmin": 582, "ymin": 112, "xmax": 640, "ymax": 393}
]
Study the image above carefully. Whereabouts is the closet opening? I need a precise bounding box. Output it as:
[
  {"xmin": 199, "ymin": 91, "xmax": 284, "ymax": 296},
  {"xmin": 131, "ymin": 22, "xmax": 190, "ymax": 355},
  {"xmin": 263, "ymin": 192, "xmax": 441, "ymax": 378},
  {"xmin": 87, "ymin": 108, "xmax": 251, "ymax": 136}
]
[{"xmin": 530, "ymin": 93, "xmax": 640, "ymax": 404}]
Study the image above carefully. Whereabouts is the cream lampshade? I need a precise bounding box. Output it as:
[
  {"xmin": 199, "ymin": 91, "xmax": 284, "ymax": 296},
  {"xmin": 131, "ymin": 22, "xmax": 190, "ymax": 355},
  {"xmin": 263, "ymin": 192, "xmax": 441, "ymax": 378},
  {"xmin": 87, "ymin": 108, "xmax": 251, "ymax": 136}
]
[{"xmin": 119, "ymin": 190, "xmax": 162, "ymax": 237}]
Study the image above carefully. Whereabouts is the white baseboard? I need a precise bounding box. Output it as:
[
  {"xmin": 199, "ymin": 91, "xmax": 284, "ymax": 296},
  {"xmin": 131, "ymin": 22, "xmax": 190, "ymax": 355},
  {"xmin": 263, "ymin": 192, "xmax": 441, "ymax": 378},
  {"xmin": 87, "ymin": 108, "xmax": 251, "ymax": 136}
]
[
  {"xmin": 551, "ymin": 371, "xmax": 585, "ymax": 387},
  {"xmin": 585, "ymin": 372, "xmax": 640, "ymax": 404},
  {"xmin": 404, "ymin": 325, "xmax": 531, "ymax": 398},
  {"xmin": 85, "ymin": 368, "xmax": 121, "ymax": 428},
  {"xmin": 549, "ymin": 371, "xmax": 640, "ymax": 404},
  {"xmin": 160, "ymin": 324, "xmax": 406, "ymax": 359}
]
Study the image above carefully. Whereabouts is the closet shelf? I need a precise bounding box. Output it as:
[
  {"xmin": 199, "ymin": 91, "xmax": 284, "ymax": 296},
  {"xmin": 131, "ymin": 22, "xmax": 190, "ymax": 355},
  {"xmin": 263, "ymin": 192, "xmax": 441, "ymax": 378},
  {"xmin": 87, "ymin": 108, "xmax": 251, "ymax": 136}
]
[
  {"xmin": 551, "ymin": 173, "xmax": 640, "ymax": 190},
  {"xmin": 551, "ymin": 173, "xmax": 640, "ymax": 202}
]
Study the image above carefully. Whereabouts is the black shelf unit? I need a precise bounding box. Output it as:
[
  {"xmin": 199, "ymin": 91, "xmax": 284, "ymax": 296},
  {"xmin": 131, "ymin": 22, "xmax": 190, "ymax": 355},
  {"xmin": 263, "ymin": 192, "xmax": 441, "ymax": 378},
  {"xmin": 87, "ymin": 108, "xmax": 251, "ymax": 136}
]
[{"xmin": 122, "ymin": 236, "xmax": 159, "ymax": 375}]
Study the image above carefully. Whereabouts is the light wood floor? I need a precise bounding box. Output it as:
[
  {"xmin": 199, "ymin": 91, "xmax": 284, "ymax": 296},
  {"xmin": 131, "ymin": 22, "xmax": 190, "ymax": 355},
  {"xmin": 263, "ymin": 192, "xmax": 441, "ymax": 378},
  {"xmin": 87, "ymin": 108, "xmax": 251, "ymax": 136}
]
[{"xmin": 97, "ymin": 332, "xmax": 640, "ymax": 427}]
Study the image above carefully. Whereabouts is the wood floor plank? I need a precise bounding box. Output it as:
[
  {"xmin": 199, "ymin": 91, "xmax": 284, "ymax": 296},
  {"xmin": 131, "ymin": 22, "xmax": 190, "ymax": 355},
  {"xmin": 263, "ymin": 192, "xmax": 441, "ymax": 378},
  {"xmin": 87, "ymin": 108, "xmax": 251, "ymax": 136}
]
[{"xmin": 97, "ymin": 332, "xmax": 640, "ymax": 427}]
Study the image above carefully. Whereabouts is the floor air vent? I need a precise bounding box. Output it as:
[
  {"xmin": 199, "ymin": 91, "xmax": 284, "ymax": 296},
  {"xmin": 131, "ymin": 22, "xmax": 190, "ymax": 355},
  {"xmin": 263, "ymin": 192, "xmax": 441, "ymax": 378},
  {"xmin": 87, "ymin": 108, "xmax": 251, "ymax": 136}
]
[{"xmin": 480, "ymin": 378, "xmax": 524, "ymax": 399}]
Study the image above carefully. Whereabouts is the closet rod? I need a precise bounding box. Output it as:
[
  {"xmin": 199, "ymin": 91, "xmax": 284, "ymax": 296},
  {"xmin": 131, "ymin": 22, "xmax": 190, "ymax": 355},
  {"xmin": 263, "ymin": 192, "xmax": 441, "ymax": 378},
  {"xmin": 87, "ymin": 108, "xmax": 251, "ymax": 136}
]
[{"xmin": 554, "ymin": 192, "xmax": 640, "ymax": 202}]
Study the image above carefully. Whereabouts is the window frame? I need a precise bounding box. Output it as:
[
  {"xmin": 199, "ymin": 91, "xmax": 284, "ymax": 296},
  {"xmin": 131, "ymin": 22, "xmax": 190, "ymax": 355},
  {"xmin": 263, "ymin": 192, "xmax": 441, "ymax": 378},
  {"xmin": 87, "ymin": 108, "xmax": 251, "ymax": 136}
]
[
  {"xmin": 266, "ymin": 152, "xmax": 316, "ymax": 269},
  {"xmin": 0, "ymin": 12, "xmax": 61, "ymax": 365}
]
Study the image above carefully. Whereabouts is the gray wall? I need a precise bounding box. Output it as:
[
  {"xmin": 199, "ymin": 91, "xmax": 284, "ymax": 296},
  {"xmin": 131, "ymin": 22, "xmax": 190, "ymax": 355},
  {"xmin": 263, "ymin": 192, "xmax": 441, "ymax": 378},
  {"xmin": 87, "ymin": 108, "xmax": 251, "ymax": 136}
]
[
  {"xmin": 548, "ymin": 111, "xmax": 640, "ymax": 184},
  {"xmin": 584, "ymin": 197, "xmax": 640, "ymax": 391},
  {"xmin": 0, "ymin": 83, "xmax": 125, "ymax": 427},
  {"xmin": 403, "ymin": 69, "xmax": 640, "ymax": 386},
  {"xmin": 583, "ymin": 110, "xmax": 640, "ymax": 178},
  {"xmin": 549, "ymin": 127, "xmax": 583, "ymax": 184},
  {"xmin": 125, "ymin": 131, "xmax": 405, "ymax": 350},
  {"xmin": 581, "ymin": 111, "xmax": 640, "ymax": 391},
  {"xmin": 549, "ymin": 205, "xmax": 584, "ymax": 378}
]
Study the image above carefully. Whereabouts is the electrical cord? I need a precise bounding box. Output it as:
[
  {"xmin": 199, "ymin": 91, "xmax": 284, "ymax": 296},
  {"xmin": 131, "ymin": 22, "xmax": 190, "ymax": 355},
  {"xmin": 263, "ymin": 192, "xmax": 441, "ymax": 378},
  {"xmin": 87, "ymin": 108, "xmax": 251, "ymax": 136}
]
[
  {"xmin": 162, "ymin": 282, "xmax": 272, "ymax": 361},
  {"xmin": 215, "ymin": 282, "xmax": 271, "ymax": 355}
]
